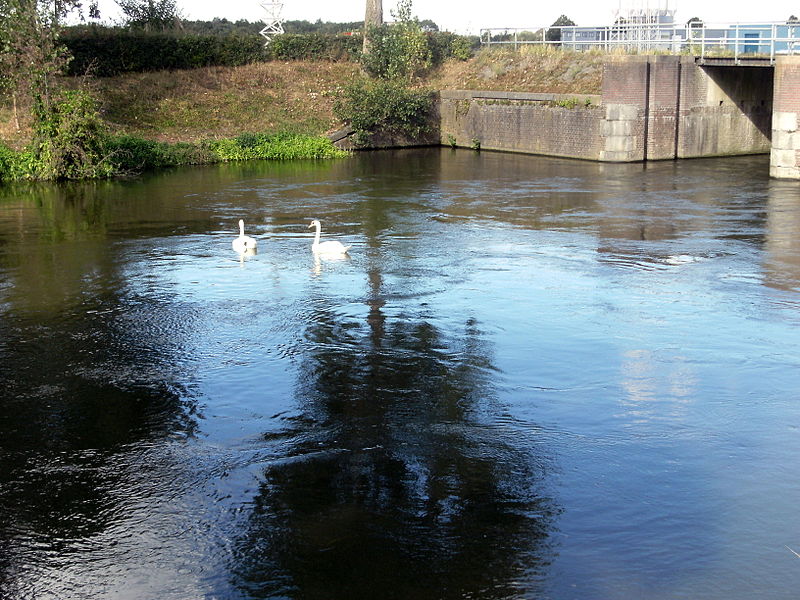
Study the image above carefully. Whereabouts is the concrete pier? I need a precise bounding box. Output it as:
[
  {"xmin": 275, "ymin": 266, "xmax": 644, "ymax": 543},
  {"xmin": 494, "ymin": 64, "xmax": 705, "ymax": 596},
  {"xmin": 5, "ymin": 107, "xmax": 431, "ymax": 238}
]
[{"xmin": 771, "ymin": 56, "xmax": 800, "ymax": 179}]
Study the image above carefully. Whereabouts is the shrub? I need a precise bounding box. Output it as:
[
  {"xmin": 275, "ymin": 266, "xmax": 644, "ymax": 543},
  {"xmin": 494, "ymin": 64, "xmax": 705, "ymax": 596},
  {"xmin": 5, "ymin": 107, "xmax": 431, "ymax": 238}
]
[
  {"xmin": 427, "ymin": 32, "xmax": 477, "ymax": 63},
  {"xmin": 361, "ymin": 0, "xmax": 432, "ymax": 80},
  {"xmin": 62, "ymin": 26, "xmax": 362, "ymax": 76},
  {"xmin": 361, "ymin": 23, "xmax": 431, "ymax": 80},
  {"xmin": 102, "ymin": 135, "xmax": 212, "ymax": 171},
  {"xmin": 31, "ymin": 90, "xmax": 115, "ymax": 180},
  {"xmin": 333, "ymin": 77, "xmax": 434, "ymax": 145},
  {"xmin": 264, "ymin": 33, "xmax": 361, "ymax": 61},
  {"xmin": 0, "ymin": 143, "xmax": 18, "ymax": 182},
  {"xmin": 63, "ymin": 27, "xmax": 266, "ymax": 76},
  {"xmin": 104, "ymin": 132, "xmax": 346, "ymax": 173},
  {"xmin": 0, "ymin": 132, "xmax": 345, "ymax": 182}
]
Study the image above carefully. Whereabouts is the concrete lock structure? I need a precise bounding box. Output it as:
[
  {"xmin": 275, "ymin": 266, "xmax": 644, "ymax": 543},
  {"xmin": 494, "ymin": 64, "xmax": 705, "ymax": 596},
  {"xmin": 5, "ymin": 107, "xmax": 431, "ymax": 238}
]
[{"xmin": 434, "ymin": 55, "xmax": 800, "ymax": 180}]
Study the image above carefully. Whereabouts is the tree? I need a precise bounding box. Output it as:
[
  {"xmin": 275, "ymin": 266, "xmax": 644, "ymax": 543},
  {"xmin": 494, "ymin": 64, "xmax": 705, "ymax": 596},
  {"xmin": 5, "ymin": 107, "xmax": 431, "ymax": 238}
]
[
  {"xmin": 418, "ymin": 19, "xmax": 438, "ymax": 32},
  {"xmin": 361, "ymin": 0, "xmax": 431, "ymax": 80},
  {"xmin": 115, "ymin": 0, "xmax": 182, "ymax": 31},
  {"xmin": 546, "ymin": 15, "xmax": 575, "ymax": 43},
  {"xmin": 0, "ymin": 0, "xmax": 95, "ymax": 129},
  {"xmin": 0, "ymin": 0, "xmax": 113, "ymax": 179},
  {"xmin": 363, "ymin": 0, "xmax": 382, "ymax": 52}
]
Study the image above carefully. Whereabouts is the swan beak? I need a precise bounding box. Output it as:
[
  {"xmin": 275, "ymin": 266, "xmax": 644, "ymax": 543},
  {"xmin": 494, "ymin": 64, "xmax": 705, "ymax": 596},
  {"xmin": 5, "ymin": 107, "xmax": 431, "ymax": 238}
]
[{"xmin": 307, "ymin": 222, "xmax": 314, "ymax": 228}]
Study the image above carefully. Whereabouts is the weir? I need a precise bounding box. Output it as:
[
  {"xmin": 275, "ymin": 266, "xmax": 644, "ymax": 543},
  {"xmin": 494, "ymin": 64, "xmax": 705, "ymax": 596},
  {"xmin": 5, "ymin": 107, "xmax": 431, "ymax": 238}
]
[{"xmin": 437, "ymin": 55, "xmax": 800, "ymax": 180}]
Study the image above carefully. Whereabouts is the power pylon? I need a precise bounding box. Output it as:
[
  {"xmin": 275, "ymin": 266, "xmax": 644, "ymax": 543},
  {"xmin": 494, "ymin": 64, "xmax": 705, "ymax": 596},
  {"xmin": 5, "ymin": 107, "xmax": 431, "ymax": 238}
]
[{"xmin": 260, "ymin": 2, "xmax": 285, "ymax": 47}]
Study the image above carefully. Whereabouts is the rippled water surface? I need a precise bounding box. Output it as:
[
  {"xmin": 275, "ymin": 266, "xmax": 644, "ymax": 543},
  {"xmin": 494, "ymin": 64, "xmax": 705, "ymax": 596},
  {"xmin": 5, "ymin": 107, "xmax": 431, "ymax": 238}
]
[{"xmin": 1, "ymin": 150, "xmax": 800, "ymax": 599}]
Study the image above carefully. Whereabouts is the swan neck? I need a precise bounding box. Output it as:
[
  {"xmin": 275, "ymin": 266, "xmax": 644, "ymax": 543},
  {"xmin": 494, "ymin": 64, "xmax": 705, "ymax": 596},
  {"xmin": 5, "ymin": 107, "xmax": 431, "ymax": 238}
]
[
  {"xmin": 313, "ymin": 222, "xmax": 321, "ymax": 246},
  {"xmin": 238, "ymin": 220, "xmax": 245, "ymax": 236}
]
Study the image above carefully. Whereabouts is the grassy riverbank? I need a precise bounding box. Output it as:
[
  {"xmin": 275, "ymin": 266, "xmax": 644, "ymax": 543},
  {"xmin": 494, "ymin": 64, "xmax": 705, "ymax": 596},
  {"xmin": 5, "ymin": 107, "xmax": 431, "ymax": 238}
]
[
  {"xmin": 0, "ymin": 47, "xmax": 605, "ymax": 181},
  {"xmin": 0, "ymin": 61, "xmax": 361, "ymax": 150},
  {"xmin": 0, "ymin": 47, "xmax": 604, "ymax": 151}
]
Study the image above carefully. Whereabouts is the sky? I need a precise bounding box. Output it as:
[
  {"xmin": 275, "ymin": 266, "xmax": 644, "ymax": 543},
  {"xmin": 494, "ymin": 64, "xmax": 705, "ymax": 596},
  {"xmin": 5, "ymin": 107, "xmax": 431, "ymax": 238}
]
[{"xmin": 91, "ymin": 1, "xmax": 800, "ymax": 34}]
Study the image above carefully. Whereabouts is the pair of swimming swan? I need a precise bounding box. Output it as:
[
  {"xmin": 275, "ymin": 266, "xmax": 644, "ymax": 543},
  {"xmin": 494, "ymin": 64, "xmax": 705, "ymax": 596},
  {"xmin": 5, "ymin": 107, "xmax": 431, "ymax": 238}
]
[{"xmin": 232, "ymin": 219, "xmax": 351, "ymax": 256}]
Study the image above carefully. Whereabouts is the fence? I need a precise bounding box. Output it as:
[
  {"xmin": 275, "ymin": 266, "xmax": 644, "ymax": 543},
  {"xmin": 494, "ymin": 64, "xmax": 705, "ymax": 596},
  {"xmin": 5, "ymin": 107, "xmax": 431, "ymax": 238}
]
[{"xmin": 480, "ymin": 22, "xmax": 800, "ymax": 62}]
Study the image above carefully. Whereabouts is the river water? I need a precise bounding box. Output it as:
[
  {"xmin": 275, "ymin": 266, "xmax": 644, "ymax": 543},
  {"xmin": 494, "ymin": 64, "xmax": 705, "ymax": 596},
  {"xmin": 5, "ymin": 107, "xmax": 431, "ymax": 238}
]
[{"xmin": 1, "ymin": 149, "xmax": 799, "ymax": 599}]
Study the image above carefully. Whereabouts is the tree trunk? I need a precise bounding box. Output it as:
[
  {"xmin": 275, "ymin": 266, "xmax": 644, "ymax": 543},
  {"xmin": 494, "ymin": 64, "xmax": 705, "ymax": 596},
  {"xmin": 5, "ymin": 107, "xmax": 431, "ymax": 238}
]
[
  {"xmin": 363, "ymin": 0, "xmax": 383, "ymax": 53},
  {"xmin": 12, "ymin": 93, "xmax": 21, "ymax": 132}
]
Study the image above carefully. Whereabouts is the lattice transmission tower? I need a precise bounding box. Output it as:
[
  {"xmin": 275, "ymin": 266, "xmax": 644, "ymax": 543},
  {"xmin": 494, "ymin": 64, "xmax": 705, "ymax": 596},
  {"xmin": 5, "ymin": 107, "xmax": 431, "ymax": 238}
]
[
  {"xmin": 611, "ymin": 0, "xmax": 676, "ymax": 50},
  {"xmin": 260, "ymin": 2, "xmax": 285, "ymax": 47}
]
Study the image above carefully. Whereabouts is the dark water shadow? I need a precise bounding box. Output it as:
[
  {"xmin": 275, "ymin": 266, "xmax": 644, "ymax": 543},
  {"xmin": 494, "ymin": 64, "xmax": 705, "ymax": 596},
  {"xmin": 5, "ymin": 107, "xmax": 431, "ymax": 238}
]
[
  {"xmin": 229, "ymin": 190, "xmax": 560, "ymax": 600},
  {"xmin": 0, "ymin": 182, "xmax": 201, "ymax": 596}
]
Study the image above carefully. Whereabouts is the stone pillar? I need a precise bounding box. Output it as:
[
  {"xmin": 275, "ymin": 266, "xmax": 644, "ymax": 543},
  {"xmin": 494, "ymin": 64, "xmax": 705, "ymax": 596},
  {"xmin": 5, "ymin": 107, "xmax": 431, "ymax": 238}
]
[
  {"xmin": 771, "ymin": 56, "xmax": 800, "ymax": 179},
  {"xmin": 645, "ymin": 55, "xmax": 683, "ymax": 160},
  {"xmin": 600, "ymin": 55, "xmax": 705, "ymax": 162},
  {"xmin": 600, "ymin": 55, "xmax": 695, "ymax": 163},
  {"xmin": 600, "ymin": 56, "xmax": 648, "ymax": 162}
]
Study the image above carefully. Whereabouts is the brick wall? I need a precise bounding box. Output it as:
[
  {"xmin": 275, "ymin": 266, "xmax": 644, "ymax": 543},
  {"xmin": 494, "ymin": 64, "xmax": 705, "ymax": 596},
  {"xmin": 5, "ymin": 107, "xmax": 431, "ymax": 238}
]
[
  {"xmin": 646, "ymin": 56, "xmax": 682, "ymax": 160},
  {"xmin": 774, "ymin": 57, "xmax": 800, "ymax": 113}
]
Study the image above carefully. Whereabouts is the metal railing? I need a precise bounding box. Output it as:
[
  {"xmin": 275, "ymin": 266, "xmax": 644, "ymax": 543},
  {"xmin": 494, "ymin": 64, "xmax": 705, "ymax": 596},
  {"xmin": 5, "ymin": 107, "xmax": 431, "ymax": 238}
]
[{"xmin": 480, "ymin": 22, "xmax": 800, "ymax": 63}]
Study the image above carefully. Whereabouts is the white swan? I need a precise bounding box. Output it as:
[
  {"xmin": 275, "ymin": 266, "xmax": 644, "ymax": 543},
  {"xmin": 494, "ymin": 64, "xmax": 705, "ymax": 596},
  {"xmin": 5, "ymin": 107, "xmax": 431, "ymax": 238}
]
[
  {"xmin": 232, "ymin": 219, "xmax": 257, "ymax": 253},
  {"xmin": 308, "ymin": 219, "xmax": 351, "ymax": 255}
]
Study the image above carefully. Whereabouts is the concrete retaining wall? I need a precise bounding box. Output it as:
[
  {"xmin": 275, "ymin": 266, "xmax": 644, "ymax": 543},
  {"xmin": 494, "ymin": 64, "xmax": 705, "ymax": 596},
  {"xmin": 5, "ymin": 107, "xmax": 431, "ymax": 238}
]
[
  {"xmin": 439, "ymin": 56, "xmax": 773, "ymax": 164},
  {"xmin": 439, "ymin": 91, "xmax": 604, "ymax": 160},
  {"xmin": 679, "ymin": 60, "xmax": 772, "ymax": 158}
]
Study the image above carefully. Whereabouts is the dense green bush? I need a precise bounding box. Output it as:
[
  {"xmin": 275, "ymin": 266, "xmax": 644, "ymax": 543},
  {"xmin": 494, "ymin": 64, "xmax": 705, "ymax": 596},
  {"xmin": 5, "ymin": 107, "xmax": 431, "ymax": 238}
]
[
  {"xmin": 361, "ymin": 0, "xmax": 431, "ymax": 81},
  {"xmin": 1, "ymin": 130, "xmax": 346, "ymax": 182},
  {"xmin": 63, "ymin": 27, "xmax": 264, "ymax": 76},
  {"xmin": 263, "ymin": 33, "xmax": 362, "ymax": 61},
  {"xmin": 0, "ymin": 143, "xmax": 21, "ymax": 182},
  {"xmin": 62, "ymin": 27, "xmax": 363, "ymax": 76},
  {"xmin": 104, "ymin": 132, "xmax": 346, "ymax": 173},
  {"xmin": 61, "ymin": 26, "xmax": 474, "ymax": 77},
  {"xmin": 427, "ymin": 32, "xmax": 478, "ymax": 63},
  {"xmin": 31, "ymin": 89, "xmax": 116, "ymax": 180},
  {"xmin": 359, "ymin": 4, "xmax": 476, "ymax": 80},
  {"xmin": 102, "ymin": 135, "xmax": 213, "ymax": 172},
  {"xmin": 0, "ymin": 92, "xmax": 112, "ymax": 182},
  {"xmin": 333, "ymin": 78, "xmax": 435, "ymax": 145}
]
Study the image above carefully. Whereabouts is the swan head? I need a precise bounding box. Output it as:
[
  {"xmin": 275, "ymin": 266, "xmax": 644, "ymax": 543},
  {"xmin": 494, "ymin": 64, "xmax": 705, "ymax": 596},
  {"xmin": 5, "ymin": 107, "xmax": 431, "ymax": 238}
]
[{"xmin": 308, "ymin": 219, "xmax": 320, "ymax": 229}]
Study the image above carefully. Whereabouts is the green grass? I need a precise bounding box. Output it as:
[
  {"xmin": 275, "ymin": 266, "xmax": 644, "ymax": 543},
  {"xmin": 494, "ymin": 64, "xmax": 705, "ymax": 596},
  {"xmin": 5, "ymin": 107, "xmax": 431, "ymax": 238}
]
[{"xmin": 0, "ymin": 132, "xmax": 348, "ymax": 182}]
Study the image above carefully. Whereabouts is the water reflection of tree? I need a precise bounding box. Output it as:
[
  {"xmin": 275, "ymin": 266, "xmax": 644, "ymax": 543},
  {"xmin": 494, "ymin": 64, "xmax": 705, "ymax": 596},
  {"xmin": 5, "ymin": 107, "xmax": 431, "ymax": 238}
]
[
  {"xmin": 233, "ymin": 265, "xmax": 557, "ymax": 598},
  {"xmin": 0, "ymin": 296, "xmax": 201, "ymax": 587},
  {"xmin": 0, "ymin": 182, "xmax": 200, "ymax": 596}
]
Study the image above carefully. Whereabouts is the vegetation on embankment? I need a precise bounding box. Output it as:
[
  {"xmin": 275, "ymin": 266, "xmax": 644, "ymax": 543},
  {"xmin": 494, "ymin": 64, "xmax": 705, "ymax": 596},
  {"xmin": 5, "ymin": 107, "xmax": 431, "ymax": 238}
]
[
  {"xmin": 0, "ymin": 61, "xmax": 354, "ymax": 182},
  {"xmin": 429, "ymin": 46, "xmax": 604, "ymax": 95},
  {"xmin": 0, "ymin": 89, "xmax": 346, "ymax": 182},
  {"xmin": 93, "ymin": 61, "xmax": 360, "ymax": 145},
  {"xmin": 1, "ymin": 48, "xmax": 603, "ymax": 153},
  {"xmin": 0, "ymin": 0, "xmax": 602, "ymax": 182},
  {"xmin": 0, "ymin": 62, "xmax": 362, "ymax": 150}
]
